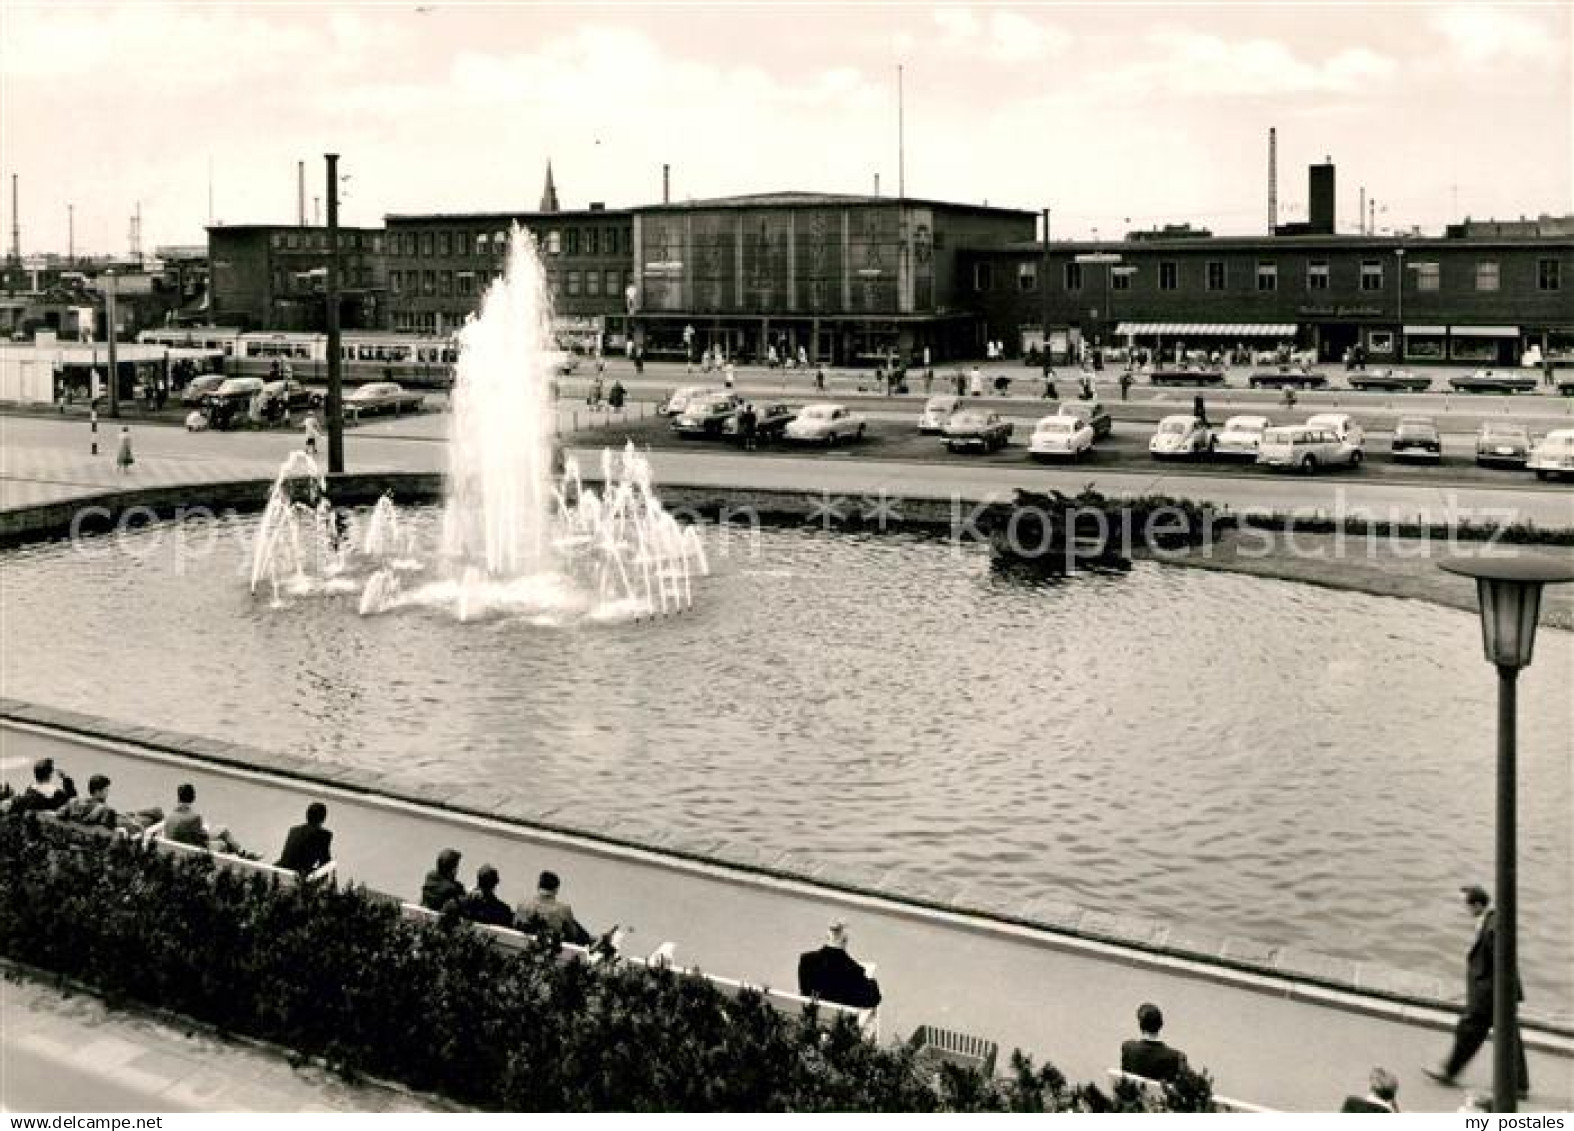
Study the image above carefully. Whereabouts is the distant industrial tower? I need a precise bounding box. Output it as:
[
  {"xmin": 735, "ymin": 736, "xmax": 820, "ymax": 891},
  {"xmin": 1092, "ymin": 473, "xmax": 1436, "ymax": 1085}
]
[
  {"xmin": 539, "ymin": 161, "xmax": 560, "ymax": 213},
  {"xmin": 128, "ymin": 201, "xmax": 143, "ymax": 262},
  {"xmin": 1267, "ymin": 127, "xmax": 1277, "ymax": 234},
  {"xmin": 8, "ymin": 175, "xmax": 19, "ymax": 263}
]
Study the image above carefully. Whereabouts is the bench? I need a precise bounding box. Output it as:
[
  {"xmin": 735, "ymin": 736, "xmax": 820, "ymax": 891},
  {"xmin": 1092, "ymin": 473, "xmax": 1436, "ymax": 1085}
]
[
  {"xmin": 142, "ymin": 821, "xmax": 337, "ymax": 885},
  {"xmin": 1107, "ymin": 1069, "xmax": 1277, "ymax": 1114},
  {"xmin": 909, "ymin": 1023, "xmax": 998, "ymax": 1078}
]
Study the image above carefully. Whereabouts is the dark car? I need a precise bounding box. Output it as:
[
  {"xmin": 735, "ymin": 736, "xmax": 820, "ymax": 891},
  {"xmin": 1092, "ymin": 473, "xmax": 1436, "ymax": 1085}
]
[
  {"xmin": 1475, "ymin": 422, "xmax": 1531, "ymax": 467},
  {"xmin": 722, "ymin": 402, "xmax": 797, "ymax": 443},
  {"xmin": 1390, "ymin": 417, "xmax": 1442, "ymax": 462},
  {"xmin": 262, "ymin": 379, "xmax": 312, "ymax": 413},
  {"xmin": 202, "ymin": 377, "xmax": 266, "ymax": 428},
  {"xmin": 943, "ymin": 409, "xmax": 1013, "ymax": 452},
  {"xmin": 672, "ymin": 392, "xmax": 743, "ymax": 437},
  {"xmin": 1248, "ymin": 368, "xmax": 1328, "ymax": 390},
  {"xmin": 1149, "ymin": 366, "xmax": 1227, "ymax": 387},
  {"xmin": 1059, "ymin": 398, "xmax": 1112, "ymax": 440},
  {"xmin": 342, "ymin": 381, "xmax": 426, "ymax": 418},
  {"xmin": 1449, "ymin": 370, "xmax": 1538, "ymax": 394},
  {"xmin": 1348, "ymin": 368, "xmax": 1432, "ymax": 392}
]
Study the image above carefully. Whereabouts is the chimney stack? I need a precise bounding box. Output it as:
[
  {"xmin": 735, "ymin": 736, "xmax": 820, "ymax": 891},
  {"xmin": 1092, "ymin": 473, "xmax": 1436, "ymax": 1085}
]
[
  {"xmin": 662, "ymin": 163, "xmax": 670, "ymax": 204},
  {"xmin": 9, "ymin": 175, "xmax": 18, "ymax": 263},
  {"xmin": 1308, "ymin": 160, "xmax": 1335, "ymax": 235},
  {"xmin": 298, "ymin": 160, "xmax": 306, "ymax": 226}
]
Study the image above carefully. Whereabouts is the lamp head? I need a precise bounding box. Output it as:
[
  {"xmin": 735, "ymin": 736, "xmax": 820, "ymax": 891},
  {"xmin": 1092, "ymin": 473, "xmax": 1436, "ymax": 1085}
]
[{"xmin": 1440, "ymin": 553, "xmax": 1574, "ymax": 670}]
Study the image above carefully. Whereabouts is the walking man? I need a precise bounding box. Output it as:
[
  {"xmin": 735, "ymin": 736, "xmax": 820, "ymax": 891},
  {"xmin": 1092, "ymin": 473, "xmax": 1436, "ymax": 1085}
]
[{"xmin": 1426, "ymin": 885, "xmax": 1529, "ymax": 1096}]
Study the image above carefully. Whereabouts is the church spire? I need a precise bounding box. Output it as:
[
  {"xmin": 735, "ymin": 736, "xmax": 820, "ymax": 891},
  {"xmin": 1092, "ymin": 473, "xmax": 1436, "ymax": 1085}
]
[{"xmin": 539, "ymin": 161, "xmax": 560, "ymax": 213}]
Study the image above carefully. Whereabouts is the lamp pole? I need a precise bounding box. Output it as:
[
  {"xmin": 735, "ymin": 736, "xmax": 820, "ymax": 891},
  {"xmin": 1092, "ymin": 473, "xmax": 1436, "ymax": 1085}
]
[
  {"xmin": 105, "ymin": 268, "xmax": 119, "ymax": 418},
  {"xmin": 1395, "ymin": 246, "xmax": 1406, "ymax": 359},
  {"xmin": 325, "ymin": 153, "xmax": 344, "ymax": 474},
  {"xmin": 1439, "ymin": 553, "xmax": 1574, "ymax": 1112}
]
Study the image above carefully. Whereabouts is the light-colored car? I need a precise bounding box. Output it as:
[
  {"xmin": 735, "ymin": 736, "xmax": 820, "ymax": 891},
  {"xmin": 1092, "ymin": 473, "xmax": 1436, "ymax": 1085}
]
[
  {"xmin": 345, "ymin": 382, "xmax": 425, "ymax": 417},
  {"xmin": 1257, "ymin": 424, "xmax": 1360, "ymax": 471},
  {"xmin": 1214, "ymin": 415, "xmax": 1270, "ymax": 460},
  {"xmin": 1059, "ymin": 398, "xmax": 1112, "ymax": 440},
  {"xmin": 1149, "ymin": 414, "xmax": 1214, "ymax": 459},
  {"xmin": 783, "ymin": 403, "xmax": 867, "ymax": 445},
  {"xmin": 1527, "ymin": 429, "xmax": 1574, "ymax": 481},
  {"xmin": 1305, "ymin": 412, "xmax": 1365, "ymax": 465},
  {"xmin": 659, "ymin": 385, "xmax": 715, "ymax": 416},
  {"xmin": 1029, "ymin": 414, "xmax": 1095, "ymax": 461},
  {"xmin": 1475, "ymin": 422, "xmax": 1531, "ymax": 468},
  {"xmin": 917, "ymin": 394, "xmax": 962, "ymax": 434}
]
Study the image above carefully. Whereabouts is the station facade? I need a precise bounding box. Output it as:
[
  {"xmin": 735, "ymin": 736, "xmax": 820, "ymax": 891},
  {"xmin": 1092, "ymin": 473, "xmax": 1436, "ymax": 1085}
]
[{"xmin": 961, "ymin": 232, "xmax": 1574, "ymax": 366}]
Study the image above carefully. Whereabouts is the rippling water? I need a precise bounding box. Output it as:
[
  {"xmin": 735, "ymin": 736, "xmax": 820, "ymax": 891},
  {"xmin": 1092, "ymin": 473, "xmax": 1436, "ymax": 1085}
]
[{"xmin": 3, "ymin": 513, "xmax": 1570, "ymax": 1004}]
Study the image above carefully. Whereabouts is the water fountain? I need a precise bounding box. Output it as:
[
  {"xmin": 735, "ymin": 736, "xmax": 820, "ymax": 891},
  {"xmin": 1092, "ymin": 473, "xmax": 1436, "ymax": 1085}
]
[{"xmin": 250, "ymin": 225, "xmax": 708, "ymax": 622}]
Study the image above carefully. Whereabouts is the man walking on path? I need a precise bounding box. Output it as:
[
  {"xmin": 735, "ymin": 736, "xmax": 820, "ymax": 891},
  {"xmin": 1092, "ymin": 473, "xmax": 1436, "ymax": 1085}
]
[{"xmin": 1425, "ymin": 885, "xmax": 1529, "ymax": 1096}]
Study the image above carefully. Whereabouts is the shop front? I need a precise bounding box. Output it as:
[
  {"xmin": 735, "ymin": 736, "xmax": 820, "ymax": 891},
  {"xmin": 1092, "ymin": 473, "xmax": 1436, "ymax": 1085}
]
[
  {"xmin": 1448, "ymin": 325, "xmax": 1518, "ymax": 365},
  {"xmin": 1402, "ymin": 325, "xmax": 1447, "ymax": 362}
]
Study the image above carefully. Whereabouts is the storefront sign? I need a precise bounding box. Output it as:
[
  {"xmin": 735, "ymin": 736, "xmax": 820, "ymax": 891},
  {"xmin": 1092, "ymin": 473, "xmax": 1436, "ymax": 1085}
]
[{"xmin": 1297, "ymin": 304, "xmax": 1382, "ymax": 318}]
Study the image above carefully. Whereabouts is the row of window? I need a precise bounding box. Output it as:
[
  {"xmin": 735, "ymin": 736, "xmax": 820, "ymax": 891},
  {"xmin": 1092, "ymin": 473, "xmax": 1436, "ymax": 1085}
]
[
  {"xmin": 977, "ymin": 257, "xmax": 1562, "ymax": 295},
  {"xmin": 387, "ymin": 226, "xmax": 625, "ymax": 261},
  {"xmin": 269, "ymin": 231, "xmax": 383, "ymax": 253},
  {"xmin": 389, "ymin": 268, "xmax": 631, "ymax": 300}
]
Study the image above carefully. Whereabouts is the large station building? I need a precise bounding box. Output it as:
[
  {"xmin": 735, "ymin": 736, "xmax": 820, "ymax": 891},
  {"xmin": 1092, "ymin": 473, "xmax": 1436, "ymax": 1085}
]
[{"xmin": 208, "ymin": 224, "xmax": 387, "ymax": 332}]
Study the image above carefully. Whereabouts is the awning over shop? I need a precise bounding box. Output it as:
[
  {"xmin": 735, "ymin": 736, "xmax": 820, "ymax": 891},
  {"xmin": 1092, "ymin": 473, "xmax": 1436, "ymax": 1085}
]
[
  {"xmin": 1403, "ymin": 325, "xmax": 1447, "ymax": 335},
  {"xmin": 1114, "ymin": 322, "xmax": 1297, "ymax": 337},
  {"xmin": 1449, "ymin": 325, "xmax": 1519, "ymax": 338}
]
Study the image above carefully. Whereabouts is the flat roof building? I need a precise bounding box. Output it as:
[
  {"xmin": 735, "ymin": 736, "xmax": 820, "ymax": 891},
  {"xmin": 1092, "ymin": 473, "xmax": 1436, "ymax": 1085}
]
[{"xmin": 208, "ymin": 224, "xmax": 387, "ymax": 332}]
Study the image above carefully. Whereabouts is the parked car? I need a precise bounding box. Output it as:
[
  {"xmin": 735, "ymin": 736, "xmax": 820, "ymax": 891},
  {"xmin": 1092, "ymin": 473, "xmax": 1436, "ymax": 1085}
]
[
  {"xmin": 943, "ymin": 409, "xmax": 1013, "ymax": 452},
  {"xmin": 1257, "ymin": 425, "xmax": 1361, "ymax": 471},
  {"xmin": 917, "ymin": 394, "xmax": 963, "ymax": 434},
  {"xmin": 343, "ymin": 382, "xmax": 425, "ymax": 418},
  {"xmin": 262, "ymin": 378, "xmax": 313, "ymax": 414},
  {"xmin": 1527, "ymin": 428, "xmax": 1574, "ymax": 480},
  {"xmin": 1304, "ymin": 412, "xmax": 1365, "ymax": 465},
  {"xmin": 1214, "ymin": 415, "xmax": 1271, "ymax": 460},
  {"xmin": 1348, "ymin": 368, "xmax": 1432, "ymax": 392},
  {"xmin": 1248, "ymin": 368, "xmax": 1327, "ymax": 390},
  {"xmin": 659, "ymin": 386, "xmax": 716, "ymax": 416},
  {"xmin": 672, "ymin": 392, "xmax": 743, "ymax": 437},
  {"xmin": 180, "ymin": 374, "xmax": 227, "ymax": 406},
  {"xmin": 1391, "ymin": 417, "xmax": 1442, "ymax": 462},
  {"xmin": 721, "ymin": 402, "xmax": 797, "ymax": 443},
  {"xmin": 1449, "ymin": 369, "xmax": 1538, "ymax": 394},
  {"xmin": 1028, "ymin": 414, "xmax": 1094, "ymax": 461},
  {"xmin": 1148, "ymin": 414, "xmax": 1214, "ymax": 459},
  {"xmin": 1475, "ymin": 422, "xmax": 1531, "ymax": 468},
  {"xmin": 202, "ymin": 377, "xmax": 266, "ymax": 428},
  {"xmin": 783, "ymin": 403, "xmax": 867, "ymax": 445},
  {"xmin": 1557, "ymin": 375, "xmax": 1574, "ymax": 397},
  {"xmin": 1059, "ymin": 398, "xmax": 1112, "ymax": 440},
  {"xmin": 1149, "ymin": 366, "xmax": 1227, "ymax": 387}
]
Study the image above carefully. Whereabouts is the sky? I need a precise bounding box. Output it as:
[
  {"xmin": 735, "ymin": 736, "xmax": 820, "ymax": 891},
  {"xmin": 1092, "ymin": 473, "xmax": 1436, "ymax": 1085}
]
[{"xmin": 1, "ymin": 1, "xmax": 1569, "ymax": 255}]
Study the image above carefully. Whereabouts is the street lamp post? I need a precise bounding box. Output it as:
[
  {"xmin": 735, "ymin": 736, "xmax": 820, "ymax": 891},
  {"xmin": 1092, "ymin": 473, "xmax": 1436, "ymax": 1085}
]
[
  {"xmin": 105, "ymin": 268, "xmax": 119, "ymax": 418},
  {"xmin": 1395, "ymin": 247, "xmax": 1406, "ymax": 361},
  {"xmin": 1438, "ymin": 552, "xmax": 1574, "ymax": 1112}
]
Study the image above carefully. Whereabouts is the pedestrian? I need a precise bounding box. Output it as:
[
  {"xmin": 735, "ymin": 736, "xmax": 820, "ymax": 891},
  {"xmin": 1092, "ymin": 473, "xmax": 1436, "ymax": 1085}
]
[
  {"xmin": 1119, "ymin": 372, "xmax": 1133, "ymax": 401},
  {"xmin": 815, "ymin": 365, "xmax": 826, "ymax": 392},
  {"xmin": 724, "ymin": 359, "xmax": 736, "ymax": 390},
  {"xmin": 1192, "ymin": 394, "xmax": 1208, "ymax": 427},
  {"xmin": 923, "ymin": 368, "xmax": 933, "ymax": 395},
  {"xmin": 1283, "ymin": 386, "xmax": 1298, "ymax": 410},
  {"xmin": 1544, "ymin": 357, "xmax": 1555, "ymax": 388},
  {"xmin": 303, "ymin": 413, "xmax": 321, "ymax": 456},
  {"xmin": 968, "ymin": 366, "xmax": 983, "ymax": 397},
  {"xmin": 607, "ymin": 380, "xmax": 626, "ymax": 410},
  {"xmin": 115, "ymin": 426, "xmax": 134, "ymax": 473},
  {"xmin": 1426, "ymin": 885, "xmax": 1529, "ymax": 1096},
  {"xmin": 798, "ymin": 345, "xmax": 809, "ymax": 368},
  {"xmin": 1341, "ymin": 1067, "xmax": 1401, "ymax": 1113}
]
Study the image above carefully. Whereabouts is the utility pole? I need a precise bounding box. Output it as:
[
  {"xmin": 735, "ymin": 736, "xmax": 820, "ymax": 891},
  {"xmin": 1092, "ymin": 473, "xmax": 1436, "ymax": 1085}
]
[
  {"xmin": 897, "ymin": 64, "xmax": 906, "ymax": 200},
  {"xmin": 1041, "ymin": 208, "xmax": 1051, "ymax": 360},
  {"xmin": 106, "ymin": 268, "xmax": 119, "ymax": 418},
  {"xmin": 325, "ymin": 153, "xmax": 344, "ymax": 474},
  {"xmin": 68, "ymin": 203, "xmax": 74, "ymax": 264}
]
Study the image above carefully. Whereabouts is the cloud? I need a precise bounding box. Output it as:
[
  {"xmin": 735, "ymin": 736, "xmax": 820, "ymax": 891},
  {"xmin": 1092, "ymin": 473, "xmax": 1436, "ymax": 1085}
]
[
  {"xmin": 1115, "ymin": 31, "xmax": 1399, "ymax": 97},
  {"xmin": 1428, "ymin": 5, "xmax": 1560, "ymax": 64},
  {"xmin": 931, "ymin": 6, "xmax": 1070, "ymax": 63}
]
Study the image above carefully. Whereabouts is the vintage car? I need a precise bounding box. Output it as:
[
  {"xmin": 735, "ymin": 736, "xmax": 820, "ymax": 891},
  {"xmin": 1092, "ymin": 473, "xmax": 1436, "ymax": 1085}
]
[
  {"xmin": 261, "ymin": 378, "xmax": 313, "ymax": 414},
  {"xmin": 1348, "ymin": 368, "xmax": 1432, "ymax": 392},
  {"xmin": 917, "ymin": 394, "xmax": 963, "ymax": 434},
  {"xmin": 943, "ymin": 410, "xmax": 1013, "ymax": 453},
  {"xmin": 1391, "ymin": 417, "xmax": 1443, "ymax": 462},
  {"xmin": 1257, "ymin": 424, "xmax": 1362, "ymax": 471},
  {"xmin": 180, "ymin": 374, "xmax": 227, "ymax": 406},
  {"xmin": 1214, "ymin": 415, "xmax": 1271, "ymax": 460},
  {"xmin": 783, "ymin": 403, "xmax": 867, "ymax": 445},
  {"xmin": 1059, "ymin": 398, "xmax": 1112, "ymax": 440},
  {"xmin": 1305, "ymin": 413, "xmax": 1365, "ymax": 464},
  {"xmin": 343, "ymin": 382, "xmax": 425, "ymax": 418},
  {"xmin": 1527, "ymin": 429, "xmax": 1574, "ymax": 480},
  {"xmin": 1148, "ymin": 414, "xmax": 1214, "ymax": 459},
  {"xmin": 721, "ymin": 402, "xmax": 797, "ymax": 443},
  {"xmin": 1248, "ymin": 367, "xmax": 1328, "ymax": 390},
  {"xmin": 658, "ymin": 386, "xmax": 717, "ymax": 416},
  {"xmin": 202, "ymin": 377, "xmax": 267, "ymax": 428},
  {"xmin": 1474, "ymin": 422, "xmax": 1531, "ymax": 468},
  {"xmin": 1449, "ymin": 369, "xmax": 1538, "ymax": 394},
  {"xmin": 1149, "ymin": 366, "xmax": 1227, "ymax": 388},
  {"xmin": 672, "ymin": 392, "xmax": 743, "ymax": 437},
  {"xmin": 1028, "ymin": 415, "xmax": 1094, "ymax": 461}
]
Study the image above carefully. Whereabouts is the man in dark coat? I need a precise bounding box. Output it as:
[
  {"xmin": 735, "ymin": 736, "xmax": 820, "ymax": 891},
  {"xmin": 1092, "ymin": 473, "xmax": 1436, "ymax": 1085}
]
[
  {"xmin": 1120, "ymin": 1002, "xmax": 1189, "ymax": 1082},
  {"xmin": 1341, "ymin": 1066, "xmax": 1400, "ymax": 1112},
  {"xmin": 421, "ymin": 848, "xmax": 466, "ymax": 913},
  {"xmin": 797, "ymin": 920, "xmax": 882, "ymax": 1009},
  {"xmin": 461, "ymin": 865, "xmax": 516, "ymax": 928},
  {"xmin": 14, "ymin": 758, "xmax": 76, "ymax": 813},
  {"xmin": 1427, "ymin": 885, "xmax": 1529, "ymax": 1094},
  {"xmin": 276, "ymin": 802, "xmax": 333, "ymax": 875}
]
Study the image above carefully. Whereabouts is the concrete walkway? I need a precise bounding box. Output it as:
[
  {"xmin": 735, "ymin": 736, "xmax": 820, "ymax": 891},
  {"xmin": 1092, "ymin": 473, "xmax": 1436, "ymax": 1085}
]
[{"xmin": 3, "ymin": 718, "xmax": 1569, "ymax": 1114}]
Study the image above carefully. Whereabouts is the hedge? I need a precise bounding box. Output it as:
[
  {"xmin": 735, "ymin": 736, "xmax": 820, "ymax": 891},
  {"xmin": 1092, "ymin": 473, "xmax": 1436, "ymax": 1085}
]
[{"xmin": 0, "ymin": 813, "xmax": 1211, "ymax": 1112}]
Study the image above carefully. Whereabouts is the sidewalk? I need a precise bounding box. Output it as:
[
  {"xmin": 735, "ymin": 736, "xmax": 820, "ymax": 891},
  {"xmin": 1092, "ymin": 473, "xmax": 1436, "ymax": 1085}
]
[{"xmin": 3, "ymin": 715, "xmax": 1570, "ymax": 1113}]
